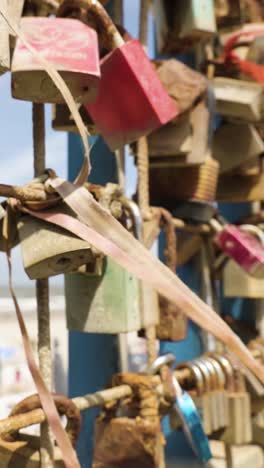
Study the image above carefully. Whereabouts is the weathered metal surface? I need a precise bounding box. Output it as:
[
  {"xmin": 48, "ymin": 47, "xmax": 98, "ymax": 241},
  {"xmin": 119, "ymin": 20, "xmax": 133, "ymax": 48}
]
[
  {"xmin": 213, "ymin": 122, "xmax": 264, "ymax": 174},
  {"xmin": 18, "ymin": 214, "xmax": 96, "ymax": 279},
  {"xmin": 12, "ymin": 17, "xmax": 100, "ymax": 103}
]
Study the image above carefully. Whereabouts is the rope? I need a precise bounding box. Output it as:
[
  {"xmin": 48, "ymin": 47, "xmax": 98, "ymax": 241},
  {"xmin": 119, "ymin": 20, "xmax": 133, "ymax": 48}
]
[
  {"xmin": 137, "ymin": 135, "xmax": 151, "ymax": 220},
  {"xmin": 136, "ymin": 0, "xmax": 157, "ymax": 366},
  {"xmin": 33, "ymin": 103, "xmax": 54, "ymax": 467}
]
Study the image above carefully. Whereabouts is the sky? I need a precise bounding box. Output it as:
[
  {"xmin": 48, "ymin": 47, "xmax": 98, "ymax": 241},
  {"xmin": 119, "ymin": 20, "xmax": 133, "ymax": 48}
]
[{"xmin": 0, "ymin": 0, "xmax": 154, "ymax": 286}]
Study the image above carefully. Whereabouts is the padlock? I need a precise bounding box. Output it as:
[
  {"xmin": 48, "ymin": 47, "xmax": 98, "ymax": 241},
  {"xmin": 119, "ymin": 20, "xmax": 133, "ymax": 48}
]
[
  {"xmin": 155, "ymin": 209, "xmax": 187, "ymax": 342},
  {"xmin": 17, "ymin": 213, "xmax": 99, "ymax": 279},
  {"xmin": 247, "ymin": 34, "xmax": 264, "ymax": 66},
  {"xmin": 177, "ymin": 361, "xmax": 213, "ymax": 436},
  {"xmin": 0, "ymin": 0, "xmax": 10, "ymax": 74},
  {"xmin": 218, "ymin": 363, "xmax": 253, "ymax": 445},
  {"xmin": 58, "ymin": 0, "xmax": 178, "ymax": 150},
  {"xmin": 213, "ymin": 77, "xmax": 264, "ymax": 122},
  {"xmin": 149, "ymin": 156, "xmax": 219, "ymax": 208},
  {"xmin": 11, "ymin": 16, "xmax": 101, "ymax": 104},
  {"xmin": 52, "ymin": 103, "xmax": 97, "ymax": 134},
  {"xmin": 209, "ymin": 352, "xmax": 252, "ymax": 444},
  {"xmin": 194, "ymin": 358, "xmax": 220, "ymax": 433},
  {"xmin": 153, "ymin": 0, "xmax": 216, "ymax": 55},
  {"xmin": 153, "ymin": 59, "xmax": 208, "ymax": 118},
  {"xmin": 0, "ymin": 393, "xmax": 81, "ymax": 466},
  {"xmin": 8, "ymin": 0, "xmax": 25, "ymax": 52},
  {"xmin": 215, "ymin": 0, "xmax": 242, "ymax": 31},
  {"xmin": 223, "ymin": 222, "xmax": 264, "ymax": 296},
  {"xmin": 163, "ymin": 365, "xmax": 212, "ymax": 463},
  {"xmin": 65, "ymin": 200, "xmax": 159, "ymax": 334},
  {"xmin": 211, "ymin": 218, "xmax": 264, "ymax": 277},
  {"xmin": 216, "ymin": 170, "xmax": 264, "ymax": 202},
  {"xmin": 92, "ymin": 373, "xmax": 164, "ymax": 467},
  {"xmin": 52, "ymin": 23, "xmax": 132, "ymax": 135},
  {"xmin": 224, "ymin": 259, "xmax": 264, "ymax": 297},
  {"xmin": 208, "ymin": 354, "xmax": 232, "ymax": 427},
  {"xmin": 206, "ymin": 356, "xmax": 229, "ymax": 430},
  {"xmin": 147, "ymin": 100, "xmax": 210, "ymax": 166},
  {"xmin": 213, "ymin": 122, "xmax": 264, "ymax": 175}
]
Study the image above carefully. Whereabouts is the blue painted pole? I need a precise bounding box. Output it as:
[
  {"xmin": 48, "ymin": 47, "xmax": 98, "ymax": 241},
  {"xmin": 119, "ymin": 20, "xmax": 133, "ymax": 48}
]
[
  {"xmin": 67, "ymin": 135, "xmax": 119, "ymax": 467},
  {"xmin": 67, "ymin": 2, "xmax": 204, "ymax": 466}
]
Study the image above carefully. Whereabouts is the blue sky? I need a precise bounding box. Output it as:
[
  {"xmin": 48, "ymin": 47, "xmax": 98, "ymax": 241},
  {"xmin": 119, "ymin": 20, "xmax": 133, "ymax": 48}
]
[{"xmin": 0, "ymin": 0, "xmax": 154, "ymax": 286}]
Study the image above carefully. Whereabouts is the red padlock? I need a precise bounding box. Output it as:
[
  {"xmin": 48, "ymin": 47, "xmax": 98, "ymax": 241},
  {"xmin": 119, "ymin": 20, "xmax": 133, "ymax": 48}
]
[
  {"xmin": 211, "ymin": 219, "xmax": 264, "ymax": 278},
  {"xmin": 12, "ymin": 17, "xmax": 101, "ymax": 104},
  {"xmin": 58, "ymin": 0, "xmax": 179, "ymax": 150}
]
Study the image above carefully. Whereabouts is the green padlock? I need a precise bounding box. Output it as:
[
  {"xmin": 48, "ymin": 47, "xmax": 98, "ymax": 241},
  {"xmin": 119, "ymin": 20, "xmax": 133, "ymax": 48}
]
[{"xmin": 65, "ymin": 200, "xmax": 159, "ymax": 334}]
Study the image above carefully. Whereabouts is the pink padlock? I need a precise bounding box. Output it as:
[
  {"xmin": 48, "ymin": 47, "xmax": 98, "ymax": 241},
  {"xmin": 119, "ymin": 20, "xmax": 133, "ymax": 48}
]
[
  {"xmin": 212, "ymin": 220, "xmax": 264, "ymax": 278},
  {"xmin": 58, "ymin": 0, "xmax": 179, "ymax": 150},
  {"xmin": 12, "ymin": 17, "xmax": 100, "ymax": 103}
]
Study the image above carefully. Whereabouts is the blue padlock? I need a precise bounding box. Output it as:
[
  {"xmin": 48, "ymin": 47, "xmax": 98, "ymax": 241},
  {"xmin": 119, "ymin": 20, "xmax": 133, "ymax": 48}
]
[{"xmin": 171, "ymin": 374, "xmax": 212, "ymax": 463}]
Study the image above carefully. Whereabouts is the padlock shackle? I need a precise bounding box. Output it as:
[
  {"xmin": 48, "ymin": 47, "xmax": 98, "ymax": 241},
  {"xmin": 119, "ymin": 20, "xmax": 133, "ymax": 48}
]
[
  {"xmin": 58, "ymin": 0, "xmax": 124, "ymax": 51},
  {"xmin": 240, "ymin": 224, "xmax": 264, "ymax": 245},
  {"xmin": 4, "ymin": 393, "xmax": 81, "ymax": 447}
]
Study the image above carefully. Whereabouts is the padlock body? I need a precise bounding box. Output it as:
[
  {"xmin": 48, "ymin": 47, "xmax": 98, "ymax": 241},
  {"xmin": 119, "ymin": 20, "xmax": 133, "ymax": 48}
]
[
  {"xmin": 12, "ymin": 17, "xmax": 100, "ymax": 103},
  {"xmin": 213, "ymin": 78, "xmax": 264, "ymax": 122},
  {"xmin": 149, "ymin": 157, "xmax": 219, "ymax": 207},
  {"xmin": 18, "ymin": 215, "xmax": 95, "ymax": 279},
  {"xmin": 220, "ymin": 392, "xmax": 252, "ymax": 445},
  {"xmin": 154, "ymin": 0, "xmax": 216, "ymax": 54},
  {"xmin": 147, "ymin": 100, "xmax": 209, "ymax": 164},
  {"xmin": 178, "ymin": 0, "xmax": 216, "ymax": 39},
  {"xmin": 156, "ymin": 295, "xmax": 187, "ymax": 341},
  {"xmin": 85, "ymin": 39, "xmax": 178, "ymax": 150},
  {"xmin": 93, "ymin": 417, "xmax": 163, "ymax": 467},
  {"xmin": 52, "ymin": 103, "xmax": 96, "ymax": 134},
  {"xmin": 215, "ymin": 225, "xmax": 264, "ymax": 277},
  {"xmin": 224, "ymin": 259, "xmax": 264, "ymax": 298},
  {"xmin": 213, "ymin": 122, "xmax": 264, "ymax": 174},
  {"xmin": 65, "ymin": 258, "xmax": 144, "ymax": 333}
]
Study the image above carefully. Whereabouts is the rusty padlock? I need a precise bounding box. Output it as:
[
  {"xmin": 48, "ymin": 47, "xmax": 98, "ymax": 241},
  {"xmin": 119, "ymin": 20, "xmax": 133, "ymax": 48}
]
[
  {"xmin": 0, "ymin": 393, "xmax": 81, "ymax": 466},
  {"xmin": 58, "ymin": 0, "xmax": 178, "ymax": 150},
  {"xmin": 156, "ymin": 210, "xmax": 187, "ymax": 342},
  {"xmin": 11, "ymin": 16, "xmax": 101, "ymax": 103},
  {"xmin": 153, "ymin": 0, "xmax": 216, "ymax": 55},
  {"xmin": 92, "ymin": 373, "xmax": 164, "ymax": 468}
]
